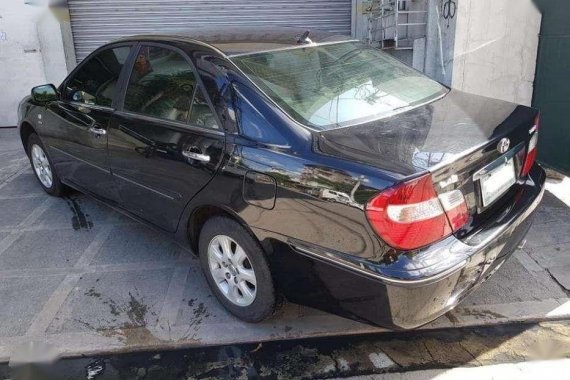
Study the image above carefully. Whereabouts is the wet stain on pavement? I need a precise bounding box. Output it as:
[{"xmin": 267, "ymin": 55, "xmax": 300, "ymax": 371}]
[
  {"xmin": 455, "ymin": 308, "xmax": 506, "ymax": 320},
  {"xmin": 107, "ymin": 299, "xmax": 122, "ymax": 317},
  {"xmin": 77, "ymin": 287, "xmax": 176, "ymax": 349},
  {"xmin": 192, "ymin": 302, "xmax": 209, "ymax": 320},
  {"xmin": 65, "ymin": 196, "xmax": 93, "ymax": 231},
  {"xmin": 81, "ymin": 287, "xmax": 156, "ymax": 330},
  {"xmin": 183, "ymin": 301, "xmax": 210, "ymax": 336},
  {"xmin": 126, "ymin": 291, "xmax": 149, "ymax": 327},
  {"xmin": 79, "ymin": 286, "xmax": 212, "ymax": 347},
  {"xmin": 84, "ymin": 287, "xmax": 102, "ymax": 298},
  {"xmin": 445, "ymin": 311, "xmax": 459, "ymax": 324}
]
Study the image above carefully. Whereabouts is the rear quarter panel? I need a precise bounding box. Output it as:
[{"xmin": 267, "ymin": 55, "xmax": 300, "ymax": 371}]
[{"xmin": 184, "ymin": 139, "xmax": 398, "ymax": 262}]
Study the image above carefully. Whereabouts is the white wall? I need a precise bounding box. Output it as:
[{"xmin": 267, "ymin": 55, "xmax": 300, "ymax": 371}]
[
  {"xmin": 0, "ymin": 2, "xmax": 47, "ymax": 126},
  {"xmin": 424, "ymin": 0, "xmax": 457, "ymax": 86},
  {"xmin": 37, "ymin": 9, "xmax": 70, "ymax": 86},
  {"xmin": 0, "ymin": 2, "xmax": 70, "ymax": 127},
  {"xmin": 452, "ymin": 0, "xmax": 541, "ymax": 106}
]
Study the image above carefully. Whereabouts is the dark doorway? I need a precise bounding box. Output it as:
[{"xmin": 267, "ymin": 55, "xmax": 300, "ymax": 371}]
[{"xmin": 533, "ymin": 0, "xmax": 570, "ymax": 174}]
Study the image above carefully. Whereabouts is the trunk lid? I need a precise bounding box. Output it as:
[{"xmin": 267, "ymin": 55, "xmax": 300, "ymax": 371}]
[{"xmin": 317, "ymin": 90, "xmax": 539, "ymax": 238}]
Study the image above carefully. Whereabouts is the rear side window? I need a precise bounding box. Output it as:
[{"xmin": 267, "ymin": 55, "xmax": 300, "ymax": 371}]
[
  {"xmin": 124, "ymin": 45, "xmax": 219, "ymax": 129},
  {"xmin": 189, "ymin": 85, "xmax": 220, "ymax": 130},
  {"xmin": 232, "ymin": 82, "xmax": 287, "ymax": 145},
  {"xmin": 65, "ymin": 46, "xmax": 131, "ymax": 107}
]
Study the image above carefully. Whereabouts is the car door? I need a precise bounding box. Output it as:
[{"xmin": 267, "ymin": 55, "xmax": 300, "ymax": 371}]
[
  {"xmin": 108, "ymin": 43, "xmax": 225, "ymax": 232},
  {"xmin": 43, "ymin": 44, "xmax": 135, "ymax": 201}
]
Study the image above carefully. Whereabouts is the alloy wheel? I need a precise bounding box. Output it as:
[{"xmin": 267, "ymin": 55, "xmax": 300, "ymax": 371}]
[
  {"xmin": 31, "ymin": 144, "xmax": 53, "ymax": 188},
  {"xmin": 207, "ymin": 235, "xmax": 257, "ymax": 306}
]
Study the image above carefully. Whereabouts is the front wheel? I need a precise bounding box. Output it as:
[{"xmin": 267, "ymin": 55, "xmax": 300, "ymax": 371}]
[
  {"xmin": 199, "ymin": 216, "xmax": 276, "ymax": 322},
  {"xmin": 27, "ymin": 134, "xmax": 66, "ymax": 196}
]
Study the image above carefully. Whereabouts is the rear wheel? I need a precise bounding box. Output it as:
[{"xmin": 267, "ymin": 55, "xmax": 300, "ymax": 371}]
[
  {"xmin": 199, "ymin": 216, "xmax": 276, "ymax": 322},
  {"xmin": 27, "ymin": 134, "xmax": 66, "ymax": 196}
]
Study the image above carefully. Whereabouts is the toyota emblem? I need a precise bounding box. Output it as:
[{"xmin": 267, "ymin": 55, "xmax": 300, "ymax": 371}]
[{"xmin": 497, "ymin": 138, "xmax": 510, "ymax": 154}]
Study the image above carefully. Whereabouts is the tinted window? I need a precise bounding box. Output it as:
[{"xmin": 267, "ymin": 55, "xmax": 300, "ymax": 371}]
[
  {"xmin": 189, "ymin": 85, "xmax": 219, "ymax": 130},
  {"xmin": 124, "ymin": 46, "xmax": 197, "ymax": 123},
  {"xmin": 65, "ymin": 46, "xmax": 131, "ymax": 107},
  {"xmin": 233, "ymin": 83, "xmax": 286, "ymax": 144}
]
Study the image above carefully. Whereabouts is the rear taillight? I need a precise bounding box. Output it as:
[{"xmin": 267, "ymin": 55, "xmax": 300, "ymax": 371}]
[
  {"xmin": 521, "ymin": 113, "xmax": 540, "ymax": 176},
  {"xmin": 365, "ymin": 174, "xmax": 468, "ymax": 251}
]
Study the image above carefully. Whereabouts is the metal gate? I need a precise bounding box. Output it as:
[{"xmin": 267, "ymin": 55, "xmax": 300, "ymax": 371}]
[
  {"xmin": 67, "ymin": 0, "xmax": 354, "ymax": 61},
  {"xmin": 533, "ymin": 0, "xmax": 570, "ymax": 174}
]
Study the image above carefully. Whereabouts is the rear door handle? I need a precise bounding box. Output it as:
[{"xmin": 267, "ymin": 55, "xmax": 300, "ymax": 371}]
[
  {"xmin": 182, "ymin": 149, "xmax": 210, "ymax": 163},
  {"xmin": 88, "ymin": 126, "xmax": 107, "ymax": 137}
]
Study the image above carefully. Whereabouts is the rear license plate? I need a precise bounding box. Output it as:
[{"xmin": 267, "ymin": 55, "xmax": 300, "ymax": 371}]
[{"xmin": 478, "ymin": 157, "xmax": 516, "ymax": 207}]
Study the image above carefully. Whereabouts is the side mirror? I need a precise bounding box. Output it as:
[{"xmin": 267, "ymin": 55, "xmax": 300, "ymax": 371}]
[{"xmin": 31, "ymin": 84, "xmax": 58, "ymax": 104}]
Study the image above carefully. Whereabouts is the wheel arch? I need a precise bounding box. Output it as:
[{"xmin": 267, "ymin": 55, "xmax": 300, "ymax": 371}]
[
  {"xmin": 19, "ymin": 121, "xmax": 37, "ymax": 155},
  {"xmin": 186, "ymin": 204, "xmax": 262, "ymax": 256}
]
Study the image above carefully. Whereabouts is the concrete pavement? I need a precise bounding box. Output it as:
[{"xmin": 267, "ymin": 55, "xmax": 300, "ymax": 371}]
[
  {"xmin": 0, "ymin": 128, "xmax": 569, "ymax": 362},
  {"xmin": 344, "ymin": 359, "xmax": 570, "ymax": 380}
]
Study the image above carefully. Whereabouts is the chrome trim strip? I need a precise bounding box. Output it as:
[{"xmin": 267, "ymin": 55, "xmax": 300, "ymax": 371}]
[
  {"xmin": 429, "ymin": 138, "xmax": 524, "ymax": 175},
  {"xmin": 50, "ymin": 146, "xmax": 110, "ymax": 174},
  {"xmin": 114, "ymin": 110, "xmax": 225, "ymax": 137},
  {"xmin": 68, "ymin": 101, "xmax": 114, "ymax": 113},
  {"xmin": 472, "ymin": 142, "xmax": 522, "ymax": 181},
  {"xmin": 113, "ymin": 173, "xmax": 178, "ymax": 200}
]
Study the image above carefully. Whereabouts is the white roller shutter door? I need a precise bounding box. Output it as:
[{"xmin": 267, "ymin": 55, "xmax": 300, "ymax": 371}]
[{"xmin": 68, "ymin": 0, "xmax": 354, "ymax": 61}]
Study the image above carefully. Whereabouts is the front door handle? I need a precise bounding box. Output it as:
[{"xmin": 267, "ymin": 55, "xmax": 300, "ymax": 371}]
[
  {"xmin": 182, "ymin": 149, "xmax": 210, "ymax": 163},
  {"xmin": 88, "ymin": 126, "xmax": 107, "ymax": 137}
]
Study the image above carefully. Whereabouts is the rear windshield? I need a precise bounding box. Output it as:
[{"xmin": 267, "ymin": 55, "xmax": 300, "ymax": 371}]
[{"xmin": 231, "ymin": 41, "xmax": 448, "ymax": 130}]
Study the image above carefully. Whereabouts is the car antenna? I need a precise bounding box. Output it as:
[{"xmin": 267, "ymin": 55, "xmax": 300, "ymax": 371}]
[{"xmin": 297, "ymin": 30, "xmax": 313, "ymax": 44}]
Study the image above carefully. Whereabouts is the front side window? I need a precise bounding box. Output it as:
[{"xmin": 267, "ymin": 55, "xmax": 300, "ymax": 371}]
[
  {"xmin": 65, "ymin": 46, "xmax": 131, "ymax": 107},
  {"xmin": 231, "ymin": 42, "xmax": 448, "ymax": 130},
  {"xmin": 123, "ymin": 45, "xmax": 219, "ymax": 129}
]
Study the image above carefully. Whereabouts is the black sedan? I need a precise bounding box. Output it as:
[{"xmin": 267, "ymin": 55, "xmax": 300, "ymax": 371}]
[{"xmin": 18, "ymin": 27, "xmax": 545, "ymax": 329}]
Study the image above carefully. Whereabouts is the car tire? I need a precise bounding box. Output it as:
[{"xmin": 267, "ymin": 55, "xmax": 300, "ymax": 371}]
[
  {"xmin": 27, "ymin": 133, "xmax": 66, "ymax": 197},
  {"xmin": 199, "ymin": 216, "xmax": 276, "ymax": 322}
]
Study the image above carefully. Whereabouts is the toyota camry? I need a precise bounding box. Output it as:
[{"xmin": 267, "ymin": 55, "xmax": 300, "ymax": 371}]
[{"xmin": 18, "ymin": 27, "xmax": 544, "ymax": 329}]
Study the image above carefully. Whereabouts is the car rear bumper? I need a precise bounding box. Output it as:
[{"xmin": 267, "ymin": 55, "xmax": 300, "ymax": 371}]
[{"xmin": 284, "ymin": 164, "xmax": 546, "ymax": 329}]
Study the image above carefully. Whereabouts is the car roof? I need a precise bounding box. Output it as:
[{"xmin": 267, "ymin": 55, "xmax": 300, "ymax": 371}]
[{"xmin": 115, "ymin": 26, "xmax": 355, "ymax": 56}]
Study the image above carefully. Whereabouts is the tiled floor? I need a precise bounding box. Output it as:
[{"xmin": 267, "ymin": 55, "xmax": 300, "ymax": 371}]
[{"xmin": 0, "ymin": 128, "xmax": 569, "ymax": 361}]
